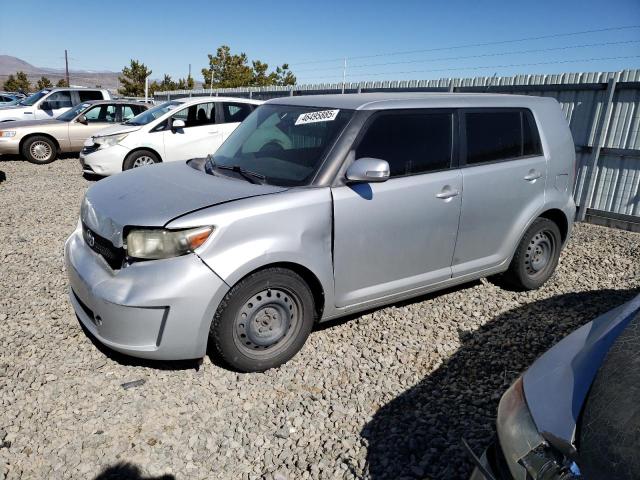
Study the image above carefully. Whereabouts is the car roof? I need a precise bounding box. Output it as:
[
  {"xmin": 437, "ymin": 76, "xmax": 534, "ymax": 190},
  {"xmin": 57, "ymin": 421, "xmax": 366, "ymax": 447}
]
[
  {"xmin": 82, "ymin": 100, "xmax": 149, "ymax": 106},
  {"xmin": 171, "ymin": 96, "xmax": 263, "ymax": 106},
  {"xmin": 265, "ymin": 92, "xmax": 556, "ymax": 110}
]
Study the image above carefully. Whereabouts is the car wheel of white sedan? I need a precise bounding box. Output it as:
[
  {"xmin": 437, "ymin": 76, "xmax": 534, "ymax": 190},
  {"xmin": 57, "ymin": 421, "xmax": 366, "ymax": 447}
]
[{"xmin": 123, "ymin": 150, "xmax": 160, "ymax": 171}]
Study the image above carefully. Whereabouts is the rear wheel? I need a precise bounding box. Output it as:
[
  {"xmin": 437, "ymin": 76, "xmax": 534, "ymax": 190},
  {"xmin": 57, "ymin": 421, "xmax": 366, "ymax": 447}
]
[
  {"xmin": 123, "ymin": 150, "xmax": 159, "ymax": 171},
  {"xmin": 22, "ymin": 135, "xmax": 57, "ymax": 164},
  {"xmin": 503, "ymin": 217, "xmax": 561, "ymax": 290},
  {"xmin": 209, "ymin": 268, "xmax": 315, "ymax": 372}
]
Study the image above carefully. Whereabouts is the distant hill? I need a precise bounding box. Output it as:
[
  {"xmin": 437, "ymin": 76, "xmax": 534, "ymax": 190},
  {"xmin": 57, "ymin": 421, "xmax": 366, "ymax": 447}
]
[{"xmin": 1, "ymin": 55, "xmax": 123, "ymax": 91}]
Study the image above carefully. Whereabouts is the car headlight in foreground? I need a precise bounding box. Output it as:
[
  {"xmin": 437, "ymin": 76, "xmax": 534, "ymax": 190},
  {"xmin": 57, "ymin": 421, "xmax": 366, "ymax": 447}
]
[
  {"xmin": 0, "ymin": 130, "xmax": 16, "ymax": 137},
  {"xmin": 496, "ymin": 377, "xmax": 580, "ymax": 480},
  {"xmin": 94, "ymin": 133, "xmax": 128, "ymax": 149},
  {"xmin": 126, "ymin": 226, "xmax": 213, "ymax": 260}
]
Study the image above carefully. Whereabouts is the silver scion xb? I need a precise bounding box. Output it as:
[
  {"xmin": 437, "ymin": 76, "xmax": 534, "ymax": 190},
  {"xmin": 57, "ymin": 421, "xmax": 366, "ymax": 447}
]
[{"xmin": 64, "ymin": 93, "xmax": 576, "ymax": 372}]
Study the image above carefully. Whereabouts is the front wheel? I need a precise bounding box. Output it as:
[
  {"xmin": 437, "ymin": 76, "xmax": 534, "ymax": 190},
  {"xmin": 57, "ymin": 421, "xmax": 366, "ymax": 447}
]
[
  {"xmin": 209, "ymin": 268, "xmax": 315, "ymax": 372},
  {"xmin": 503, "ymin": 217, "xmax": 562, "ymax": 290},
  {"xmin": 22, "ymin": 135, "xmax": 57, "ymax": 164},
  {"xmin": 123, "ymin": 150, "xmax": 159, "ymax": 171}
]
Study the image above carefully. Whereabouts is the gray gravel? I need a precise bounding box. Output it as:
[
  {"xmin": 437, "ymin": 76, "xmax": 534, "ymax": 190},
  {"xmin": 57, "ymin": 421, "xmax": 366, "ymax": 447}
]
[{"xmin": 1, "ymin": 158, "xmax": 639, "ymax": 480}]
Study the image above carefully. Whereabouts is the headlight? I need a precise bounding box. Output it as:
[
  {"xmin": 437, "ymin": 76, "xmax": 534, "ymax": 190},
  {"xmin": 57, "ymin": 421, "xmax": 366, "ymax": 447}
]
[
  {"xmin": 496, "ymin": 377, "xmax": 579, "ymax": 479},
  {"xmin": 95, "ymin": 133, "xmax": 128, "ymax": 148},
  {"xmin": 0, "ymin": 130, "xmax": 16, "ymax": 137},
  {"xmin": 125, "ymin": 226, "xmax": 213, "ymax": 260}
]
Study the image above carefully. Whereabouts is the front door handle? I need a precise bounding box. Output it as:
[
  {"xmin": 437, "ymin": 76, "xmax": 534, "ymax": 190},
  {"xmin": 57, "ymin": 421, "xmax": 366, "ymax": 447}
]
[
  {"xmin": 524, "ymin": 169, "xmax": 542, "ymax": 182},
  {"xmin": 436, "ymin": 187, "xmax": 460, "ymax": 200}
]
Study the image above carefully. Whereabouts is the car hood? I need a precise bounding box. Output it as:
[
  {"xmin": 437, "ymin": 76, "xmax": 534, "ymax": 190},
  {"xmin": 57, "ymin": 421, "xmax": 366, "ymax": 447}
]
[
  {"xmin": 523, "ymin": 293, "xmax": 640, "ymax": 455},
  {"xmin": 91, "ymin": 123, "xmax": 142, "ymax": 138},
  {"xmin": 82, "ymin": 160, "xmax": 287, "ymax": 247},
  {"xmin": 0, "ymin": 119, "xmax": 61, "ymax": 129}
]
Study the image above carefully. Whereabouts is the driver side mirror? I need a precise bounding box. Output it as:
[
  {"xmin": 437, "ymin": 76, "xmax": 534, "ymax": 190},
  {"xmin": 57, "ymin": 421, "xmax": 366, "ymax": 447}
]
[
  {"xmin": 346, "ymin": 157, "xmax": 390, "ymax": 183},
  {"xmin": 171, "ymin": 119, "xmax": 186, "ymax": 131},
  {"xmin": 39, "ymin": 101, "xmax": 52, "ymax": 110},
  {"xmin": 76, "ymin": 114, "xmax": 88, "ymax": 125}
]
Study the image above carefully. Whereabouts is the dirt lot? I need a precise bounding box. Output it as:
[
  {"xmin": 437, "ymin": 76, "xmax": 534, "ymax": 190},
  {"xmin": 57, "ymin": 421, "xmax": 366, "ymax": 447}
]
[{"xmin": 1, "ymin": 157, "xmax": 639, "ymax": 480}]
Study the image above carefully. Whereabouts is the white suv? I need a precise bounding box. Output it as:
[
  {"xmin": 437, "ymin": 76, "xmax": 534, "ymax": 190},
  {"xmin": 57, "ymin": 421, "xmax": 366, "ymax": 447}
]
[
  {"xmin": 80, "ymin": 96, "xmax": 262, "ymax": 176},
  {"xmin": 0, "ymin": 88, "xmax": 111, "ymax": 122}
]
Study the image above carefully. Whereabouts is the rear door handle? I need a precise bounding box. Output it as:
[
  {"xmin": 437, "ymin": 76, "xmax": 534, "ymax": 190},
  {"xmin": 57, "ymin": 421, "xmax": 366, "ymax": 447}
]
[
  {"xmin": 524, "ymin": 170, "xmax": 542, "ymax": 181},
  {"xmin": 436, "ymin": 187, "xmax": 460, "ymax": 200}
]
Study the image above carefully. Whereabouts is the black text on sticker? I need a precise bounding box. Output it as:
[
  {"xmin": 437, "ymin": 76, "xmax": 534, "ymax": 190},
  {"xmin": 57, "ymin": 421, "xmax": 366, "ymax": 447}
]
[{"xmin": 295, "ymin": 109, "xmax": 340, "ymax": 125}]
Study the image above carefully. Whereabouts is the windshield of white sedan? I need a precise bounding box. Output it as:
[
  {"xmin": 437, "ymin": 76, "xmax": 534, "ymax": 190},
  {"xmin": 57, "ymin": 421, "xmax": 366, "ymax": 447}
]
[
  {"xmin": 57, "ymin": 103, "xmax": 91, "ymax": 121},
  {"xmin": 209, "ymin": 105, "xmax": 352, "ymax": 186},
  {"xmin": 123, "ymin": 101, "xmax": 180, "ymax": 126}
]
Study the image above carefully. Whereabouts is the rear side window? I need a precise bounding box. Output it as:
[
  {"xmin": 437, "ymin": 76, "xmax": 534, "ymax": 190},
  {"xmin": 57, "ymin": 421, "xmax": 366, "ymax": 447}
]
[
  {"xmin": 222, "ymin": 102, "xmax": 253, "ymax": 124},
  {"xmin": 79, "ymin": 90, "xmax": 103, "ymax": 101},
  {"xmin": 465, "ymin": 110, "xmax": 541, "ymax": 165},
  {"xmin": 356, "ymin": 112, "xmax": 452, "ymax": 177}
]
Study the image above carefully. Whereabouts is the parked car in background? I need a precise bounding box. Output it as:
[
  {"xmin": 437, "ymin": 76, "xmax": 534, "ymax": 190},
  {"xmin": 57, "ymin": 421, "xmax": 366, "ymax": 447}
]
[
  {"xmin": 0, "ymin": 87, "xmax": 111, "ymax": 122},
  {"xmin": 0, "ymin": 100, "xmax": 148, "ymax": 164},
  {"xmin": 79, "ymin": 96, "xmax": 261, "ymax": 175},
  {"xmin": 469, "ymin": 293, "xmax": 640, "ymax": 480},
  {"xmin": 0, "ymin": 93, "xmax": 21, "ymax": 104},
  {"xmin": 65, "ymin": 92, "xmax": 576, "ymax": 372}
]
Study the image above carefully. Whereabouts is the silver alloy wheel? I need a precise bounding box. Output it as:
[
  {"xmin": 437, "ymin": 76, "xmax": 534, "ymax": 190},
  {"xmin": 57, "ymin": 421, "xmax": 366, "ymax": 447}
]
[
  {"xmin": 234, "ymin": 288, "xmax": 300, "ymax": 357},
  {"xmin": 525, "ymin": 230, "xmax": 555, "ymax": 276},
  {"xmin": 132, "ymin": 155, "xmax": 156, "ymax": 168},
  {"xmin": 30, "ymin": 141, "xmax": 52, "ymax": 161}
]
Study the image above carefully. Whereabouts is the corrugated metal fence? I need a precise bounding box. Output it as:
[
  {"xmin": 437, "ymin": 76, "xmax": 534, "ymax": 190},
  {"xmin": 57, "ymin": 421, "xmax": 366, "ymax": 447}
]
[{"xmin": 155, "ymin": 69, "xmax": 640, "ymax": 230}]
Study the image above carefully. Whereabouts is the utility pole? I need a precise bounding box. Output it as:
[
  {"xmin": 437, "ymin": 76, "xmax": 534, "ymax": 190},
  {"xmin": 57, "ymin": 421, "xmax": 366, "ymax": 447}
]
[
  {"xmin": 64, "ymin": 49, "xmax": 70, "ymax": 86},
  {"xmin": 341, "ymin": 57, "xmax": 347, "ymax": 94}
]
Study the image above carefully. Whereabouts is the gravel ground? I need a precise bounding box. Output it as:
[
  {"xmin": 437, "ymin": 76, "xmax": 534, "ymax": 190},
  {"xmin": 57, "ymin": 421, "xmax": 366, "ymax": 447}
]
[{"xmin": 1, "ymin": 158, "xmax": 639, "ymax": 480}]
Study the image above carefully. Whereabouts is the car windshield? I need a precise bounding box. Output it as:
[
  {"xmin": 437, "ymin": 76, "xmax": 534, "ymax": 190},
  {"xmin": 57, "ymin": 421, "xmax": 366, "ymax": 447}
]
[
  {"xmin": 19, "ymin": 89, "xmax": 50, "ymax": 106},
  {"xmin": 56, "ymin": 102, "xmax": 91, "ymax": 122},
  {"xmin": 123, "ymin": 100, "xmax": 181, "ymax": 126},
  {"xmin": 209, "ymin": 104, "xmax": 353, "ymax": 187}
]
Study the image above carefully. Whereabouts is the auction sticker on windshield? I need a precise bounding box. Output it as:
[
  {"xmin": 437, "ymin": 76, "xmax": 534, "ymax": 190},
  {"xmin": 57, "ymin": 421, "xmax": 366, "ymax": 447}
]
[{"xmin": 295, "ymin": 109, "xmax": 340, "ymax": 125}]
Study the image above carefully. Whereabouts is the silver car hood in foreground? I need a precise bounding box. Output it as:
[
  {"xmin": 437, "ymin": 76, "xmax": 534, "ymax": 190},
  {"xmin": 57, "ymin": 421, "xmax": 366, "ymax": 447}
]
[
  {"xmin": 523, "ymin": 293, "xmax": 640, "ymax": 455},
  {"xmin": 82, "ymin": 161, "xmax": 287, "ymax": 247}
]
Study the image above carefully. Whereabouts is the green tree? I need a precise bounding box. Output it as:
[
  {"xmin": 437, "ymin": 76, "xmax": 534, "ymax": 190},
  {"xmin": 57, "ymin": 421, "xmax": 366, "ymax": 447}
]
[
  {"xmin": 3, "ymin": 71, "xmax": 31, "ymax": 92},
  {"xmin": 36, "ymin": 76, "xmax": 53, "ymax": 89},
  {"xmin": 202, "ymin": 45, "xmax": 254, "ymax": 88},
  {"xmin": 118, "ymin": 59, "xmax": 151, "ymax": 96},
  {"xmin": 56, "ymin": 78, "xmax": 69, "ymax": 87}
]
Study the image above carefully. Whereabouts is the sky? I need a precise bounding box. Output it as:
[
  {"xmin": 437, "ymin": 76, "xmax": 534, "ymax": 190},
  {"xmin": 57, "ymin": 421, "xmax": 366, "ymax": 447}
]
[{"xmin": 1, "ymin": 0, "xmax": 639, "ymax": 85}]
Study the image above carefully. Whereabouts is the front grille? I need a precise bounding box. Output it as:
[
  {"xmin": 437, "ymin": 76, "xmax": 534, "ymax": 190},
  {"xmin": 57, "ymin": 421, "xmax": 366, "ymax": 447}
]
[
  {"xmin": 81, "ymin": 143, "xmax": 99, "ymax": 155},
  {"xmin": 82, "ymin": 223, "xmax": 125, "ymax": 269}
]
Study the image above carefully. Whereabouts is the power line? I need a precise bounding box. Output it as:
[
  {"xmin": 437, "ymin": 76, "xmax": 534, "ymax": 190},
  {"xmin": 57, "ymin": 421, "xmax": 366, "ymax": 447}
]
[
  {"xmin": 295, "ymin": 40, "xmax": 640, "ymax": 73},
  {"xmin": 289, "ymin": 25, "xmax": 640, "ymax": 66},
  {"xmin": 297, "ymin": 55, "xmax": 640, "ymax": 81}
]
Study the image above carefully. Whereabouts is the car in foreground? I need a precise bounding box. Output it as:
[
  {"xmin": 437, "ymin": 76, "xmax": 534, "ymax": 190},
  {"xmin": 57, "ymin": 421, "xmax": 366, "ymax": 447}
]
[
  {"xmin": 64, "ymin": 92, "xmax": 576, "ymax": 372},
  {"xmin": 0, "ymin": 100, "xmax": 148, "ymax": 164},
  {"xmin": 469, "ymin": 293, "xmax": 640, "ymax": 480},
  {"xmin": 0, "ymin": 87, "xmax": 110, "ymax": 122},
  {"xmin": 79, "ymin": 96, "xmax": 261, "ymax": 176}
]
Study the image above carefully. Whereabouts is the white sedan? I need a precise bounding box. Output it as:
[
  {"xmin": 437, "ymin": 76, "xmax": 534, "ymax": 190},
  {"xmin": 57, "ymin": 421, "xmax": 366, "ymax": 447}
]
[{"xmin": 80, "ymin": 96, "xmax": 262, "ymax": 176}]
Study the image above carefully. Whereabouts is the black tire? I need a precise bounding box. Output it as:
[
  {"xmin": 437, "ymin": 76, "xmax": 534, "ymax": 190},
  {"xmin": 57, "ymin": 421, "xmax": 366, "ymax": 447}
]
[
  {"xmin": 22, "ymin": 135, "xmax": 57, "ymax": 164},
  {"xmin": 122, "ymin": 150, "xmax": 159, "ymax": 171},
  {"xmin": 209, "ymin": 268, "xmax": 315, "ymax": 372},
  {"xmin": 502, "ymin": 217, "xmax": 561, "ymax": 290}
]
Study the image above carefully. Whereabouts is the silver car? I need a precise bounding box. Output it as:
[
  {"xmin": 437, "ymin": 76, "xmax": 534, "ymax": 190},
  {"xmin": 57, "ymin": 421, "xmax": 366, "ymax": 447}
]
[{"xmin": 64, "ymin": 93, "xmax": 576, "ymax": 372}]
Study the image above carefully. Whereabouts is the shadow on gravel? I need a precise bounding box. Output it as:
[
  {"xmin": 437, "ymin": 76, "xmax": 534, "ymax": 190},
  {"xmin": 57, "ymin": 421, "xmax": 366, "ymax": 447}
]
[
  {"xmin": 0, "ymin": 170, "xmax": 5, "ymax": 183},
  {"xmin": 93, "ymin": 462, "xmax": 176, "ymax": 480},
  {"xmin": 361, "ymin": 287, "xmax": 640, "ymax": 479}
]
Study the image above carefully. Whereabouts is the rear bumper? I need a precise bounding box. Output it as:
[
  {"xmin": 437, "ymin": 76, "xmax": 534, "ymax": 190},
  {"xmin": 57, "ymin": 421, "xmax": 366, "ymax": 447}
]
[{"xmin": 64, "ymin": 226, "xmax": 230, "ymax": 360}]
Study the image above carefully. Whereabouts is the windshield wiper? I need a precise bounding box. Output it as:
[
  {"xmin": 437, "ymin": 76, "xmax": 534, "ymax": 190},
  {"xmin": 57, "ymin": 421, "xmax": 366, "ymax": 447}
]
[{"xmin": 215, "ymin": 164, "xmax": 266, "ymax": 184}]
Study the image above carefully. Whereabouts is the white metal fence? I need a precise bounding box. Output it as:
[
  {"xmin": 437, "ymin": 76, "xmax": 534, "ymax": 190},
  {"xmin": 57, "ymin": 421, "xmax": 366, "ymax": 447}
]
[{"xmin": 155, "ymin": 69, "xmax": 640, "ymax": 229}]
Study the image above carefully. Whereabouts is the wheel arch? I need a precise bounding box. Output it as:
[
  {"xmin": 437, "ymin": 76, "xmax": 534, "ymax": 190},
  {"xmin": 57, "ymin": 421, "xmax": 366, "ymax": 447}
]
[
  {"xmin": 539, "ymin": 208, "xmax": 569, "ymax": 244},
  {"xmin": 20, "ymin": 132, "xmax": 61, "ymax": 154}
]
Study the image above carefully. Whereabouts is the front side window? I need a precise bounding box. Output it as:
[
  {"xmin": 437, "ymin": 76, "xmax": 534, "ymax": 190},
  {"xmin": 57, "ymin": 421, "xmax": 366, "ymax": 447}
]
[
  {"xmin": 356, "ymin": 112, "xmax": 453, "ymax": 177},
  {"xmin": 171, "ymin": 102, "xmax": 216, "ymax": 127},
  {"xmin": 44, "ymin": 91, "xmax": 72, "ymax": 109},
  {"xmin": 210, "ymin": 104, "xmax": 353, "ymax": 186},
  {"xmin": 222, "ymin": 102, "xmax": 253, "ymax": 124},
  {"xmin": 465, "ymin": 110, "xmax": 542, "ymax": 165},
  {"xmin": 84, "ymin": 105, "xmax": 117, "ymax": 122}
]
